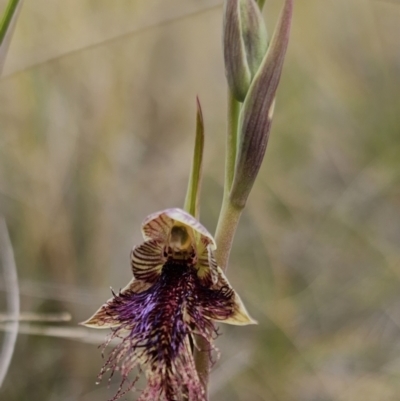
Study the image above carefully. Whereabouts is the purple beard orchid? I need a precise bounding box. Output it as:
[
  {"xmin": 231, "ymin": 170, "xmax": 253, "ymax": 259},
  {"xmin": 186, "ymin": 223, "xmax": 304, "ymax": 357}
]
[{"xmin": 82, "ymin": 208, "xmax": 255, "ymax": 401}]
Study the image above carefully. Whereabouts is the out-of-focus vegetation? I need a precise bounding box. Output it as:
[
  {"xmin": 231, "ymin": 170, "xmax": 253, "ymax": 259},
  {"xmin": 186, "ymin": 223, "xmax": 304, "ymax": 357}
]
[{"xmin": 1, "ymin": 0, "xmax": 400, "ymax": 400}]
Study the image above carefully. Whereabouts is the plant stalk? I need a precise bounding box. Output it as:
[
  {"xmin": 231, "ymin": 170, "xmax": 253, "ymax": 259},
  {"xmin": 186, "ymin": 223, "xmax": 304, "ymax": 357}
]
[
  {"xmin": 224, "ymin": 91, "xmax": 240, "ymax": 195},
  {"xmin": 214, "ymin": 198, "xmax": 244, "ymax": 272},
  {"xmin": 215, "ymin": 89, "xmax": 242, "ymax": 272},
  {"xmin": 192, "ymin": 91, "xmax": 242, "ymax": 398}
]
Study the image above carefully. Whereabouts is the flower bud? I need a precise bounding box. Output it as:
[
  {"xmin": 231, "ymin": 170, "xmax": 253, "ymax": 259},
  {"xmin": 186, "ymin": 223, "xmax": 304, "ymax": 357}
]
[
  {"xmin": 230, "ymin": 0, "xmax": 293, "ymax": 208},
  {"xmin": 223, "ymin": 0, "xmax": 268, "ymax": 102}
]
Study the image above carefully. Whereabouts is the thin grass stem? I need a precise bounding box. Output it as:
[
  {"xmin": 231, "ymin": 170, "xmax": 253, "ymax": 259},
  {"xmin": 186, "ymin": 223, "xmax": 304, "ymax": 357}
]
[{"xmin": 0, "ymin": 217, "xmax": 20, "ymax": 388}]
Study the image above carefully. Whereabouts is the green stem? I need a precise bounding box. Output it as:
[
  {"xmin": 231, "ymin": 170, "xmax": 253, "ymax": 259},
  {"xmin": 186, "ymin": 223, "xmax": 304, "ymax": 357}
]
[
  {"xmin": 193, "ymin": 92, "xmax": 241, "ymax": 399},
  {"xmin": 216, "ymin": 90, "xmax": 242, "ymax": 272},
  {"xmin": 195, "ymin": 92, "xmax": 243, "ymax": 401},
  {"xmin": 214, "ymin": 199, "xmax": 244, "ymax": 272},
  {"xmin": 224, "ymin": 91, "xmax": 240, "ymax": 195},
  {"xmin": 193, "ymin": 336, "xmax": 211, "ymax": 398}
]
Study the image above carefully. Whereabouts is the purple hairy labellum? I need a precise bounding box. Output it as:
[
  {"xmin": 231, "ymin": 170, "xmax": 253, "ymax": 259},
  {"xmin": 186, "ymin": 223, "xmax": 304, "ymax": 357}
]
[{"xmin": 82, "ymin": 208, "xmax": 255, "ymax": 401}]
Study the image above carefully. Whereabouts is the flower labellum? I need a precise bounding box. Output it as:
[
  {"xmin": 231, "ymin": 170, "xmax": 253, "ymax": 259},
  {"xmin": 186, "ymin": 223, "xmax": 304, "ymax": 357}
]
[{"xmin": 82, "ymin": 208, "xmax": 255, "ymax": 401}]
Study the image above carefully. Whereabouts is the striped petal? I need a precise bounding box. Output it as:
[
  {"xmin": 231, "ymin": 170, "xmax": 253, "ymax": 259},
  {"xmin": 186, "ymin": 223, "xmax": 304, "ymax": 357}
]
[
  {"xmin": 142, "ymin": 208, "xmax": 219, "ymax": 283},
  {"xmin": 210, "ymin": 267, "xmax": 257, "ymax": 325},
  {"xmin": 142, "ymin": 208, "xmax": 215, "ymax": 252},
  {"xmin": 130, "ymin": 239, "xmax": 164, "ymax": 283},
  {"xmin": 196, "ymin": 244, "xmax": 218, "ymax": 286},
  {"xmin": 80, "ymin": 278, "xmax": 152, "ymax": 329},
  {"xmin": 81, "ymin": 301, "xmax": 120, "ymax": 329}
]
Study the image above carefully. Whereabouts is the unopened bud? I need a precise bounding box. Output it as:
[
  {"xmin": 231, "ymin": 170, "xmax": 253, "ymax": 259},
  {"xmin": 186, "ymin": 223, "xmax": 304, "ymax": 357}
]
[
  {"xmin": 230, "ymin": 0, "xmax": 293, "ymax": 208},
  {"xmin": 223, "ymin": 0, "xmax": 268, "ymax": 102}
]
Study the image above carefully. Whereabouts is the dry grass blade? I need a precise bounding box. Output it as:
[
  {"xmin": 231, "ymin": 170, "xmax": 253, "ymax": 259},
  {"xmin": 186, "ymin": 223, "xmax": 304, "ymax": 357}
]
[
  {"xmin": 0, "ymin": 323, "xmax": 115, "ymax": 345},
  {"xmin": 0, "ymin": 312, "xmax": 71, "ymax": 323},
  {"xmin": 0, "ymin": 217, "xmax": 20, "ymax": 388},
  {"xmin": 2, "ymin": 0, "xmax": 222, "ymax": 80}
]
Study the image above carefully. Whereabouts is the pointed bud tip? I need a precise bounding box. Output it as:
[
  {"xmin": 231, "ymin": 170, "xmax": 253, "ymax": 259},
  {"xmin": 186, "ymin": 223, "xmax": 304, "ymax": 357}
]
[
  {"xmin": 223, "ymin": 0, "xmax": 268, "ymax": 101},
  {"xmin": 230, "ymin": 0, "xmax": 293, "ymax": 207}
]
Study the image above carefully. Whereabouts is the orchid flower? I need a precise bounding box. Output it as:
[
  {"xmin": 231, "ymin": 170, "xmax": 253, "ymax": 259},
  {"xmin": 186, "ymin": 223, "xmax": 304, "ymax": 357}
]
[{"xmin": 82, "ymin": 208, "xmax": 255, "ymax": 401}]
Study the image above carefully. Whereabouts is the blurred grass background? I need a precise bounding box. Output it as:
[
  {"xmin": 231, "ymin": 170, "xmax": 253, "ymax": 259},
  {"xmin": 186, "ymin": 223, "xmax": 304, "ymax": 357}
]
[{"xmin": 1, "ymin": 0, "xmax": 400, "ymax": 400}]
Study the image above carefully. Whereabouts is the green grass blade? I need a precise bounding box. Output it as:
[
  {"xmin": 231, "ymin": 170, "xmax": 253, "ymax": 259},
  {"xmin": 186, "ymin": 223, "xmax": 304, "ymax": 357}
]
[
  {"xmin": 0, "ymin": 0, "xmax": 23, "ymax": 76},
  {"xmin": 184, "ymin": 97, "xmax": 205, "ymax": 219}
]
